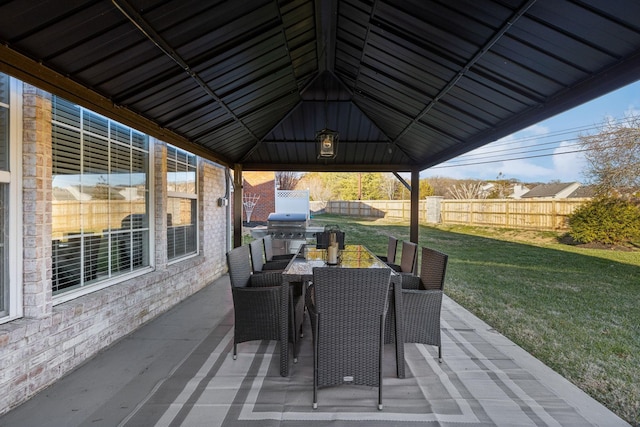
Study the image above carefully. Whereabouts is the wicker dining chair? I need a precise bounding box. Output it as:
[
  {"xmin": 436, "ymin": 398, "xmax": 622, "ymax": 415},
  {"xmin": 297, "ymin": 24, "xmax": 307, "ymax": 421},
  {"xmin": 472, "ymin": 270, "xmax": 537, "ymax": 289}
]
[
  {"xmin": 226, "ymin": 245, "xmax": 303, "ymax": 361},
  {"xmin": 249, "ymin": 238, "xmax": 305, "ymax": 338},
  {"xmin": 386, "ymin": 240, "xmax": 418, "ymax": 274},
  {"xmin": 376, "ymin": 236, "xmax": 398, "ymax": 264},
  {"xmin": 306, "ymin": 267, "xmax": 391, "ymax": 410},
  {"xmin": 400, "ymin": 247, "xmax": 448, "ymax": 362},
  {"xmin": 249, "ymin": 238, "xmax": 290, "ymax": 272},
  {"xmin": 264, "ymin": 235, "xmax": 293, "ymax": 262}
]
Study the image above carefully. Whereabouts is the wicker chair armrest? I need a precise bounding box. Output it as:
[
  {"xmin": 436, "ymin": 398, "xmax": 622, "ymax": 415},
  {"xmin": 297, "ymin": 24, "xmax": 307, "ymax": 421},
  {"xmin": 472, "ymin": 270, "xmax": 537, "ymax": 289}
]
[
  {"xmin": 402, "ymin": 289, "xmax": 443, "ymax": 312},
  {"xmin": 385, "ymin": 262, "xmax": 402, "ymax": 272},
  {"xmin": 262, "ymin": 259, "xmax": 290, "ymax": 270},
  {"xmin": 231, "ymin": 284, "xmax": 281, "ymax": 305},
  {"xmin": 402, "ymin": 288, "xmax": 443, "ymax": 297},
  {"xmin": 250, "ymin": 271, "xmax": 283, "ymax": 287}
]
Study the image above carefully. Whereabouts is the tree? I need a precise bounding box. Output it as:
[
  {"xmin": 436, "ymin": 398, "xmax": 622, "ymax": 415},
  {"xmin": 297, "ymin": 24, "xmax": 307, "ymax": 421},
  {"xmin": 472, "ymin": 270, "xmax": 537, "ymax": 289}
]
[
  {"xmin": 92, "ymin": 175, "xmax": 111, "ymax": 200},
  {"xmin": 275, "ymin": 171, "xmax": 301, "ymax": 190},
  {"xmin": 300, "ymin": 172, "xmax": 332, "ymax": 201},
  {"xmin": 579, "ymin": 114, "xmax": 640, "ymax": 198},
  {"xmin": 448, "ymin": 181, "xmax": 486, "ymax": 199},
  {"xmin": 424, "ymin": 176, "xmax": 460, "ymax": 197},
  {"xmin": 486, "ymin": 173, "xmax": 519, "ymax": 199},
  {"xmin": 419, "ymin": 178, "xmax": 435, "ymax": 199},
  {"xmin": 381, "ymin": 174, "xmax": 398, "ymax": 199},
  {"xmin": 360, "ymin": 173, "xmax": 386, "ymax": 200}
]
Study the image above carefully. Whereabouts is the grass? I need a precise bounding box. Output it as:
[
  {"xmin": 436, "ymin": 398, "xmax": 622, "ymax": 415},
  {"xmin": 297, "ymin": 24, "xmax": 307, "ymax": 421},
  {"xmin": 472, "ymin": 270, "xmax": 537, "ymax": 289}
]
[{"xmin": 304, "ymin": 214, "xmax": 640, "ymax": 425}]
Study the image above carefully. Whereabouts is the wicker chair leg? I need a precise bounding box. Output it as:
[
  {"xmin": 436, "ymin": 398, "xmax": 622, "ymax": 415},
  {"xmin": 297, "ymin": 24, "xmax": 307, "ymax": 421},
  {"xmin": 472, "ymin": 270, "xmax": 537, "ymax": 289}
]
[
  {"xmin": 312, "ymin": 313, "xmax": 319, "ymax": 409},
  {"xmin": 233, "ymin": 342, "xmax": 237, "ymax": 360},
  {"xmin": 299, "ymin": 316, "xmax": 306, "ymax": 338},
  {"xmin": 438, "ymin": 345, "xmax": 442, "ymax": 363},
  {"xmin": 378, "ymin": 313, "xmax": 384, "ymax": 411},
  {"xmin": 312, "ymin": 352, "xmax": 318, "ymax": 409},
  {"xmin": 291, "ymin": 301, "xmax": 299, "ymax": 364}
]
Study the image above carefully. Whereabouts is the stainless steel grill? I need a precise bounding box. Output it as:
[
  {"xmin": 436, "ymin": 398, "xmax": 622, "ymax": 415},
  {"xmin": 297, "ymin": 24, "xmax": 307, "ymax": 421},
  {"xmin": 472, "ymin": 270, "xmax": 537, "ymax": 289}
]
[
  {"xmin": 266, "ymin": 212, "xmax": 308, "ymax": 239},
  {"xmin": 255, "ymin": 212, "xmax": 322, "ymax": 255}
]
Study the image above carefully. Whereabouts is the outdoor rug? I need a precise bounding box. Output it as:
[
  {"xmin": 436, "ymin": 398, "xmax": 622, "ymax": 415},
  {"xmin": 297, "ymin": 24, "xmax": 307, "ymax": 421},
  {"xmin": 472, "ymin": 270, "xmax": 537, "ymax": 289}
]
[{"xmin": 119, "ymin": 297, "xmax": 622, "ymax": 427}]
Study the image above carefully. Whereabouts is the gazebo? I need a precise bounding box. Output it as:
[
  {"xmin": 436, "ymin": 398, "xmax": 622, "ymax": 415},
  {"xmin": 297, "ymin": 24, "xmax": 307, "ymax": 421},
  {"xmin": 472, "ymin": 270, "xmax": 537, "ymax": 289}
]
[{"xmin": 2, "ymin": 0, "xmax": 639, "ymax": 245}]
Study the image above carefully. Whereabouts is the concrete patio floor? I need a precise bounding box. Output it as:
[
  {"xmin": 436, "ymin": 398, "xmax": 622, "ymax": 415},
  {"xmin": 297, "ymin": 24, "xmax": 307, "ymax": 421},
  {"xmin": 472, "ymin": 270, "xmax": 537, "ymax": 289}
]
[{"xmin": 0, "ymin": 274, "xmax": 630, "ymax": 427}]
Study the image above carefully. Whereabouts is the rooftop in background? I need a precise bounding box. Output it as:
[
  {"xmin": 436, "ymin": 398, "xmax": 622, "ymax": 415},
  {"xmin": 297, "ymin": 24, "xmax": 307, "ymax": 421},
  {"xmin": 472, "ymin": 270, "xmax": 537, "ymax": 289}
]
[{"xmin": 521, "ymin": 182, "xmax": 582, "ymax": 199}]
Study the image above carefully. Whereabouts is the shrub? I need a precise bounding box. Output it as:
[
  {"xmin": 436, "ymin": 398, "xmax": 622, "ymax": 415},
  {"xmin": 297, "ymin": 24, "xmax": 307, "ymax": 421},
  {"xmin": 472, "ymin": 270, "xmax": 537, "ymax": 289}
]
[{"xmin": 568, "ymin": 197, "xmax": 640, "ymax": 245}]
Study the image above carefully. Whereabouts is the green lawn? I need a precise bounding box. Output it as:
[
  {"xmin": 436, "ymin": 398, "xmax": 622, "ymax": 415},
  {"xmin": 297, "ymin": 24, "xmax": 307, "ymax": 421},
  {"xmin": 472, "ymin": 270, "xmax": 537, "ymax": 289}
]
[{"xmin": 306, "ymin": 214, "xmax": 640, "ymax": 425}]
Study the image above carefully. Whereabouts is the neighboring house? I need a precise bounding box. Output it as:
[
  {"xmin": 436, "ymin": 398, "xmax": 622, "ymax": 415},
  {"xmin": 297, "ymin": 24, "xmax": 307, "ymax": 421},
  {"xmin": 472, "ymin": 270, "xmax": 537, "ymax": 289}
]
[
  {"xmin": 568, "ymin": 185, "xmax": 597, "ymax": 198},
  {"xmin": 236, "ymin": 172, "xmax": 310, "ymax": 223},
  {"xmin": 479, "ymin": 183, "xmax": 494, "ymax": 198},
  {"xmin": 241, "ymin": 171, "xmax": 277, "ymax": 223},
  {"xmin": 510, "ymin": 184, "xmax": 530, "ymax": 199},
  {"xmin": 521, "ymin": 182, "xmax": 582, "ymax": 199},
  {"xmin": 477, "ymin": 182, "xmax": 530, "ymax": 199}
]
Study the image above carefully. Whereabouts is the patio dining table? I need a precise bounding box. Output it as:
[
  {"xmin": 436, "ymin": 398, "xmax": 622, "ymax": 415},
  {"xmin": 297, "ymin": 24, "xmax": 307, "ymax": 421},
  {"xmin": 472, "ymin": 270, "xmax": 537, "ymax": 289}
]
[{"xmin": 280, "ymin": 244, "xmax": 405, "ymax": 378}]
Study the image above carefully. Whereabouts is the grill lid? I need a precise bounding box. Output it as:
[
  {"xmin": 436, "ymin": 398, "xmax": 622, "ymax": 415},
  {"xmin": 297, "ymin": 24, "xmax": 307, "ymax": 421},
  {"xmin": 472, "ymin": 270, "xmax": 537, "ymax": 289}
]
[{"xmin": 267, "ymin": 212, "xmax": 307, "ymax": 222}]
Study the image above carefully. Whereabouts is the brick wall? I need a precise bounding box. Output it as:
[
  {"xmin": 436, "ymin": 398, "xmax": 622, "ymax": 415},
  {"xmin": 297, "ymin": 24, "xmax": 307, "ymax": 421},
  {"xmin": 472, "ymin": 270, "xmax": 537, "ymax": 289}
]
[
  {"xmin": 0, "ymin": 84, "xmax": 228, "ymax": 415},
  {"xmin": 242, "ymin": 171, "xmax": 276, "ymax": 223}
]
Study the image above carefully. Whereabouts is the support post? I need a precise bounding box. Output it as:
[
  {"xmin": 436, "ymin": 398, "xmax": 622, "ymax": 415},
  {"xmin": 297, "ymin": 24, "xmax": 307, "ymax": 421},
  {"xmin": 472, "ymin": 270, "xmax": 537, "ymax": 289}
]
[
  {"xmin": 410, "ymin": 169, "xmax": 419, "ymax": 244},
  {"xmin": 233, "ymin": 165, "xmax": 243, "ymax": 248}
]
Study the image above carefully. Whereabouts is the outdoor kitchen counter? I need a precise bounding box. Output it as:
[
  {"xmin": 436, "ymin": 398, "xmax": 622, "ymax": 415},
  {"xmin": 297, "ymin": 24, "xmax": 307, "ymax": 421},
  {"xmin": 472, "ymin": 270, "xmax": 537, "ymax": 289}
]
[{"xmin": 249, "ymin": 225, "xmax": 325, "ymax": 239}]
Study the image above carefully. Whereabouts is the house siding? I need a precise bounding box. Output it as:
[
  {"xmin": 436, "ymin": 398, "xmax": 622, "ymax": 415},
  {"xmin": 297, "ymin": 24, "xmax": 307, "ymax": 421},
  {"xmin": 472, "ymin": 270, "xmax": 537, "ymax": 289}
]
[{"xmin": 0, "ymin": 83, "xmax": 228, "ymax": 415}]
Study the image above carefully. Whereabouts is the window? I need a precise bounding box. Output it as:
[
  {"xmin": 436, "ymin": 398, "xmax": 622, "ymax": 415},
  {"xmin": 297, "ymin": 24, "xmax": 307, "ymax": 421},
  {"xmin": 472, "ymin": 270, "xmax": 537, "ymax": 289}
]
[
  {"xmin": 0, "ymin": 74, "xmax": 9, "ymax": 317},
  {"xmin": 0, "ymin": 73, "xmax": 21, "ymax": 321},
  {"xmin": 52, "ymin": 97, "xmax": 151, "ymax": 296},
  {"xmin": 166, "ymin": 145, "xmax": 197, "ymax": 260}
]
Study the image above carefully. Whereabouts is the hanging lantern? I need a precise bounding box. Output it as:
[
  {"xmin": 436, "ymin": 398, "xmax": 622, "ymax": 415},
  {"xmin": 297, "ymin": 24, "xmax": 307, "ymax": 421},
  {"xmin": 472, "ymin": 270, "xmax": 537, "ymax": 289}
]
[{"xmin": 316, "ymin": 128, "xmax": 338, "ymax": 159}]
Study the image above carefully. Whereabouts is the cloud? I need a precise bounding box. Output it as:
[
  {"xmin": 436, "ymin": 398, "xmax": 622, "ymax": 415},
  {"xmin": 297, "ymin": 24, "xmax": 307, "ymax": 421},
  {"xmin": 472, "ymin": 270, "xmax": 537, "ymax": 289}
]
[
  {"xmin": 551, "ymin": 140, "xmax": 587, "ymax": 182},
  {"xmin": 420, "ymin": 123, "xmax": 594, "ymax": 183},
  {"xmin": 520, "ymin": 123, "xmax": 550, "ymax": 136},
  {"xmin": 422, "ymin": 125, "xmax": 557, "ymax": 182}
]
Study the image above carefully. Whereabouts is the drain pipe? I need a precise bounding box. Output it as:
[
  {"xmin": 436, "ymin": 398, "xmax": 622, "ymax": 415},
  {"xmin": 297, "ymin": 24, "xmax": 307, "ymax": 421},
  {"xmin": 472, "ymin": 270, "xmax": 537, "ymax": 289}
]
[{"xmin": 224, "ymin": 167, "xmax": 232, "ymax": 253}]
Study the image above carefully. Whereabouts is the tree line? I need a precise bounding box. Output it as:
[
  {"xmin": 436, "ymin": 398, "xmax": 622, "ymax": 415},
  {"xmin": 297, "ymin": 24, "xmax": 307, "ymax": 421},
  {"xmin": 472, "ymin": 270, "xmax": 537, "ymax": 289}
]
[{"xmin": 278, "ymin": 171, "xmax": 527, "ymax": 201}]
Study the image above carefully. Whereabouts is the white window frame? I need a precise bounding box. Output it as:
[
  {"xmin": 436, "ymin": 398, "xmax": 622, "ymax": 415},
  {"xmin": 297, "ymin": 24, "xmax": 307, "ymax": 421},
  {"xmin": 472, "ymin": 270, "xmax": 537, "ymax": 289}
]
[
  {"xmin": 51, "ymin": 99, "xmax": 154, "ymax": 304},
  {"xmin": 166, "ymin": 144, "xmax": 199, "ymax": 263},
  {"xmin": 0, "ymin": 76, "xmax": 23, "ymax": 323}
]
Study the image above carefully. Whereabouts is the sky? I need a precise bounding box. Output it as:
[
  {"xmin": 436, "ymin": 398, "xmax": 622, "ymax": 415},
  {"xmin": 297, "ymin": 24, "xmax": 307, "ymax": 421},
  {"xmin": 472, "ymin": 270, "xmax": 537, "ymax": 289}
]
[{"xmin": 420, "ymin": 79, "xmax": 640, "ymax": 184}]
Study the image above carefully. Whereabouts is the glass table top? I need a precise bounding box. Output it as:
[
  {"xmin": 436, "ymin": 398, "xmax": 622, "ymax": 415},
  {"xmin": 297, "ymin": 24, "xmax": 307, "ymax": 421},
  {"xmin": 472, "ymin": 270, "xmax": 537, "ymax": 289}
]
[{"xmin": 283, "ymin": 244, "xmax": 391, "ymax": 277}]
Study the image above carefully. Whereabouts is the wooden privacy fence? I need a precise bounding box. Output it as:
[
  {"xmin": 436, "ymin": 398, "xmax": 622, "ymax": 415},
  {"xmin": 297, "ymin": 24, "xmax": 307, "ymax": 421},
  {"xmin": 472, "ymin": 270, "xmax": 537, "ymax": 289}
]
[
  {"xmin": 311, "ymin": 198, "xmax": 590, "ymax": 231},
  {"xmin": 439, "ymin": 198, "xmax": 589, "ymax": 230}
]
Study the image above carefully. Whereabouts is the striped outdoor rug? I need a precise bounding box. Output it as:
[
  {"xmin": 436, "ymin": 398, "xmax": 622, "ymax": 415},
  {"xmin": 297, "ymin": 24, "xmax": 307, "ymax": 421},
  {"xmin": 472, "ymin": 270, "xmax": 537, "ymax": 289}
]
[{"xmin": 119, "ymin": 299, "xmax": 608, "ymax": 427}]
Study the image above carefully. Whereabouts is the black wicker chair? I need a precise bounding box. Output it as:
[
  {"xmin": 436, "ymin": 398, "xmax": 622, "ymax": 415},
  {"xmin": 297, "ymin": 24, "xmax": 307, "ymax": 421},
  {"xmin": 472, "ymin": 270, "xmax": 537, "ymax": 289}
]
[
  {"xmin": 399, "ymin": 247, "xmax": 448, "ymax": 362},
  {"xmin": 376, "ymin": 236, "xmax": 398, "ymax": 264},
  {"xmin": 226, "ymin": 245, "xmax": 303, "ymax": 361},
  {"xmin": 386, "ymin": 240, "xmax": 418, "ymax": 274},
  {"xmin": 264, "ymin": 235, "xmax": 293, "ymax": 262},
  {"xmin": 249, "ymin": 238, "xmax": 305, "ymax": 339},
  {"xmin": 249, "ymin": 238, "xmax": 290, "ymax": 272},
  {"xmin": 306, "ymin": 267, "xmax": 391, "ymax": 410}
]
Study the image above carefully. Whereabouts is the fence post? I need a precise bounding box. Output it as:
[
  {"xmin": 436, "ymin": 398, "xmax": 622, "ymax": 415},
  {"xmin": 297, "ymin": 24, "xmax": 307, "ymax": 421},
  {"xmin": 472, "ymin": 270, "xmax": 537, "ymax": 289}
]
[
  {"xmin": 425, "ymin": 196, "xmax": 443, "ymax": 223},
  {"xmin": 505, "ymin": 199, "xmax": 510, "ymax": 228}
]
